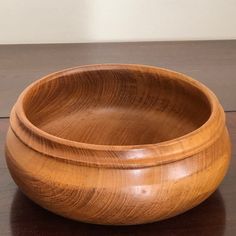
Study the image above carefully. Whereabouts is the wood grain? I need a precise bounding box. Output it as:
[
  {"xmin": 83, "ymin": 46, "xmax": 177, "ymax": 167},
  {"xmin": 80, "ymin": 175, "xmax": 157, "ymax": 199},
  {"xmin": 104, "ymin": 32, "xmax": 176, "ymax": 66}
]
[
  {"xmin": 5, "ymin": 64, "xmax": 231, "ymax": 225},
  {"xmin": 1, "ymin": 111, "xmax": 236, "ymax": 234},
  {"xmin": 1, "ymin": 40, "xmax": 236, "ymax": 117}
]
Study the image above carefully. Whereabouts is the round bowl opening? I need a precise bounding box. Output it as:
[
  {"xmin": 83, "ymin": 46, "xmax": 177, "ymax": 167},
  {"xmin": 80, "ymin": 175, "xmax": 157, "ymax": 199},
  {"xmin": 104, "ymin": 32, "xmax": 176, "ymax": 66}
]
[{"xmin": 22, "ymin": 66, "xmax": 211, "ymax": 146}]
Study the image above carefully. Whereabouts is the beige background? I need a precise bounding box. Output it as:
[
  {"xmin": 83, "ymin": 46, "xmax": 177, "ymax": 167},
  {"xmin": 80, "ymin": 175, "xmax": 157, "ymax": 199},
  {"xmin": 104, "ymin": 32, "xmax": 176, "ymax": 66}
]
[{"xmin": 0, "ymin": 0, "xmax": 236, "ymax": 44}]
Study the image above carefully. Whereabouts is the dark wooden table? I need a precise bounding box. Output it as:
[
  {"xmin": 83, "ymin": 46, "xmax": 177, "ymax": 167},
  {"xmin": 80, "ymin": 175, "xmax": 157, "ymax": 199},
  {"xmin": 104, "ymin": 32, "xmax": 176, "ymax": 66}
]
[{"xmin": 0, "ymin": 41, "xmax": 236, "ymax": 235}]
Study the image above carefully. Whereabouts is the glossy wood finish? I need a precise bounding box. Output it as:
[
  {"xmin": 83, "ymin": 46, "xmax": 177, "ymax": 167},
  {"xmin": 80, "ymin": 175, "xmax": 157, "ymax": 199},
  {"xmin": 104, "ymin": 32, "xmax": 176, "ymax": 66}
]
[
  {"xmin": 1, "ymin": 113, "xmax": 236, "ymax": 234},
  {"xmin": 1, "ymin": 40, "xmax": 236, "ymax": 117},
  {"xmin": 5, "ymin": 64, "xmax": 231, "ymax": 225}
]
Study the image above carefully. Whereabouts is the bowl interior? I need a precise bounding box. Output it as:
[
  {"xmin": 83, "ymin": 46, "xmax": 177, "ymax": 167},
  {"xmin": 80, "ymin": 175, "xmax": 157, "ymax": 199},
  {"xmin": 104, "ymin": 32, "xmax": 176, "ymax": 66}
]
[{"xmin": 23, "ymin": 66, "xmax": 211, "ymax": 146}]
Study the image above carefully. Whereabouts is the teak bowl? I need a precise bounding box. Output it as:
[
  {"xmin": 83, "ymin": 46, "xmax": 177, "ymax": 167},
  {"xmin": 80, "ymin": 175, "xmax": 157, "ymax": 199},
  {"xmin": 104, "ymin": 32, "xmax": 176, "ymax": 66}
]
[{"xmin": 6, "ymin": 64, "xmax": 231, "ymax": 225}]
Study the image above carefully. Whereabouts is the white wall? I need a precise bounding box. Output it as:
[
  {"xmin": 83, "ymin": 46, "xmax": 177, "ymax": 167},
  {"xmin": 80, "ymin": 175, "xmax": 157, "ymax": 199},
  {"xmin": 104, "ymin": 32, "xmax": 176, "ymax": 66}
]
[{"xmin": 0, "ymin": 0, "xmax": 236, "ymax": 44}]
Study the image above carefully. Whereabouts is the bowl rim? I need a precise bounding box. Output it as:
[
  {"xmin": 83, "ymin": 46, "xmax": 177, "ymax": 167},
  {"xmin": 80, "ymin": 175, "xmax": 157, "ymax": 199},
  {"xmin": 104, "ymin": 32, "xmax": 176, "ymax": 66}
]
[{"xmin": 10, "ymin": 64, "xmax": 225, "ymax": 168}]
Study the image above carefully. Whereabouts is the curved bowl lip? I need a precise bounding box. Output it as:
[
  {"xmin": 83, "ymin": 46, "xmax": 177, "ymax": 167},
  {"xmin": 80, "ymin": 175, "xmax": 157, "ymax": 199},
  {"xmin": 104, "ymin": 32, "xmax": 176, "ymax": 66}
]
[{"xmin": 11, "ymin": 64, "xmax": 225, "ymax": 167}]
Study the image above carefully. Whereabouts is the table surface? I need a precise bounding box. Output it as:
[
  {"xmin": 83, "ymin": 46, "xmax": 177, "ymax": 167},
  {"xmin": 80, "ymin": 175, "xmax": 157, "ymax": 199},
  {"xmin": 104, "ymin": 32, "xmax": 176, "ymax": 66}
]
[
  {"xmin": 1, "ymin": 40, "xmax": 236, "ymax": 116},
  {"xmin": 0, "ymin": 41, "xmax": 236, "ymax": 235}
]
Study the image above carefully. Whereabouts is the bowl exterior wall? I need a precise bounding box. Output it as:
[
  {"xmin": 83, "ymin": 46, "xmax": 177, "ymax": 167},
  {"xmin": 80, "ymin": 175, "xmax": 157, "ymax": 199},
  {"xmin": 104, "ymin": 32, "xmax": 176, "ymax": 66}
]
[{"xmin": 5, "ymin": 127, "xmax": 231, "ymax": 225}]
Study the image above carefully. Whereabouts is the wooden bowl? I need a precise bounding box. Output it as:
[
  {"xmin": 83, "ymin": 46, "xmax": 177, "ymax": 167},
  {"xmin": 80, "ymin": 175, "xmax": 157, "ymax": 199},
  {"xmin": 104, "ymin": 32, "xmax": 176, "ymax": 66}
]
[{"xmin": 5, "ymin": 64, "xmax": 231, "ymax": 225}]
